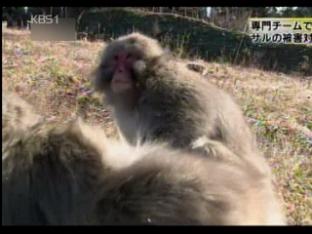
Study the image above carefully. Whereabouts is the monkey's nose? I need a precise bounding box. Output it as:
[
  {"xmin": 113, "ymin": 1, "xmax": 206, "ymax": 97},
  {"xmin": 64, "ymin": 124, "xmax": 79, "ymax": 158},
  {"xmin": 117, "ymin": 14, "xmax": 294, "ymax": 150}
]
[{"xmin": 117, "ymin": 66, "xmax": 126, "ymax": 73}]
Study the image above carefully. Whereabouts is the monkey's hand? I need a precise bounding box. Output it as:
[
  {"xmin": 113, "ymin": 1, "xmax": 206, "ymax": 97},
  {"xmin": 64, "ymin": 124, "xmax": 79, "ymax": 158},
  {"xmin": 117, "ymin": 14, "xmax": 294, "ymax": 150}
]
[{"xmin": 191, "ymin": 136, "xmax": 241, "ymax": 164}]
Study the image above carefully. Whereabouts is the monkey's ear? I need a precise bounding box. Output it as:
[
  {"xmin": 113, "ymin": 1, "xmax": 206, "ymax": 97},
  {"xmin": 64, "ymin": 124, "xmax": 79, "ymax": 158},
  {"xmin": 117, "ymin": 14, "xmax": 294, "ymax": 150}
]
[
  {"xmin": 149, "ymin": 51, "xmax": 171, "ymax": 67},
  {"xmin": 133, "ymin": 60, "xmax": 146, "ymax": 74}
]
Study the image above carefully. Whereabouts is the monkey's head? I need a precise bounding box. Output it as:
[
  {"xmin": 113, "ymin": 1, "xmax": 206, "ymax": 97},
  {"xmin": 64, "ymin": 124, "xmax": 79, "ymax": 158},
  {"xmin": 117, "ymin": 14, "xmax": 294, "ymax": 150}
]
[{"xmin": 93, "ymin": 33, "xmax": 165, "ymax": 107}]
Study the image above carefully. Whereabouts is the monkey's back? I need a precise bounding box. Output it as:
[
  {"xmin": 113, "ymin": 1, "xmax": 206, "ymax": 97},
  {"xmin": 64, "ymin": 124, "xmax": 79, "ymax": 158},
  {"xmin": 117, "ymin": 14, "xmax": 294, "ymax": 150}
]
[
  {"xmin": 2, "ymin": 119, "xmax": 106, "ymax": 225},
  {"xmin": 94, "ymin": 148, "xmax": 283, "ymax": 225},
  {"xmin": 137, "ymin": 59, "xmax": 256, "ymax": 157}
]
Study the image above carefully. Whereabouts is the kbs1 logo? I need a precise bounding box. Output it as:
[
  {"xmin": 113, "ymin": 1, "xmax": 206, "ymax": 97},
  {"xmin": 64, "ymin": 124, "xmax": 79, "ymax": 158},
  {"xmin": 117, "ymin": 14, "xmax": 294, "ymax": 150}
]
[
  {"xmin": 28, "ymin": 15, "xmax": 76, "ymax": 41},
  {"xmin": 28, "ymin": 15, "xmax": 59, "ymax": 25}
]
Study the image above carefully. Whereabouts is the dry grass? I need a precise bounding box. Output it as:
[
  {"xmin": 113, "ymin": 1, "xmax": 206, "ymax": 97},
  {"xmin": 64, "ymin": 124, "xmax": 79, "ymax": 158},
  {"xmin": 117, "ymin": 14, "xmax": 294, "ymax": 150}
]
[{"xmin": 2, "ymin": 28, "xmax": 311, "ymax": 225}]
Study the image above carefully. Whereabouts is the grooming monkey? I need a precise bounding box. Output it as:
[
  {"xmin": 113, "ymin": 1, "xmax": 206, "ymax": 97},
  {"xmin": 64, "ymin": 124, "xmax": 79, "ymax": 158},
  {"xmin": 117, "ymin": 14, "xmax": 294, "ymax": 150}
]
[
  {"xmin": 96, "ymin": 149, "xmax": 286, "ymax": 225},
  {"xmin": 91, "ymin": 33, "xmax": 284, "ymax": 219},
  {"xmin": 93, "ymin": 33, "xmax": 264, "ymax": 168},
  {"xmin": 2, "ymin": 93, "xmax": 285, "ymax": 225}
]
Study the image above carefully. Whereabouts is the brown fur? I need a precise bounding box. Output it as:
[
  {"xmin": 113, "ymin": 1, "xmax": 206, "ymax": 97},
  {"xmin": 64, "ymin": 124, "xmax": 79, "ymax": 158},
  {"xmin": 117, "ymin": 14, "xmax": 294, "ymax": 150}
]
[
  {"xmin": 2, "ymin": 107, "xmax": 103, "ymax": 224},
  {"xmin": 2, "ymin": 93, "xmax": 285, "ymax": 225},
  {"xmin": 95, "ymin": 148, "xmax": 285, "ymax": 225},
  {"xmin": 93, "ymin": 33, "xmax": 269, "ymax": 173},
  {"xmin": 92, "ymin": 33, "xmax": 285, "ymax": 224}
]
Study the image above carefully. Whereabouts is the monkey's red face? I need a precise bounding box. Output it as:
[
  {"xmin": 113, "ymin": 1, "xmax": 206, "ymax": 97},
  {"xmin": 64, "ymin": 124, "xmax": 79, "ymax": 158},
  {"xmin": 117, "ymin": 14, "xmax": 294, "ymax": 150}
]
[
  {"xmin": 94, "ymin": 45, "xmax": 146, "ymax": 108},
  {"xmin": 110, "ymin": 51, "xmax": 138, "ymax": 94}
]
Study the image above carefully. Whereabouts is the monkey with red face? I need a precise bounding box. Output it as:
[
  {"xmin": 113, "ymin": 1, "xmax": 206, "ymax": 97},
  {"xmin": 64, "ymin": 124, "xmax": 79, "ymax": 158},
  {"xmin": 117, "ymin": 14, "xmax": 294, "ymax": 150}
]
[
  {"xmin": 2, "ymin": 93, "xmax": 286, "ymax": 225},
  {"xmin": 93, "ymin": 33, "xmax": 266, "ymax": 169},
  {"xmin": 92, "ymin": 33, "xmax": 286, "ymax": 225},
  {"xmin": 93, "ymin": 33, "xmax": 163, "ymax": 113}
]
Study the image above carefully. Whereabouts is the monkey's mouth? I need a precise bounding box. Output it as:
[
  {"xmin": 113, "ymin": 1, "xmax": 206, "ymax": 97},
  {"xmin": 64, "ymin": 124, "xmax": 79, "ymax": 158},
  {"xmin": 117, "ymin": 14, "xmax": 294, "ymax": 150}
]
[
  {"xmin": 111, "ymin": 80, "xmax": 133, "ymax": 93},
  {"xmin": 113, "ymin": 79, "xmax": 130, "ymax": 84}
]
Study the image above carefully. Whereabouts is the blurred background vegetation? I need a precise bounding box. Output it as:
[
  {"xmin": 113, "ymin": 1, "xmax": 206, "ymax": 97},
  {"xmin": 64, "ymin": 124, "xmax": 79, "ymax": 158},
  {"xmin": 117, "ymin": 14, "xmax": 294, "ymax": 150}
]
[
  {"xmin": 3, "ymin": 7, "xmax": 312, "ymax": 31},
  {"xmin": 3, "ymin": 7, "xmax": 311, "ymax": 75}
]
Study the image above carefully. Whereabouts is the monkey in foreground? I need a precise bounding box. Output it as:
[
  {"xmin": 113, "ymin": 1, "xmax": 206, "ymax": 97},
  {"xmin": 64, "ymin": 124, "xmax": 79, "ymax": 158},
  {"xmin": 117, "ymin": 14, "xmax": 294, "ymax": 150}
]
[
  {"xmin": 93, "ymin": 33, "xmax": 267, "ymax": 168},
  {"xmin": 2, "ymin": 93, "xmax": 43, "ymax": 148},
  {"xmin": 2, "ymin": 93, "xmax": 104, "ymax": 224},
  {"xmin": 2, "ymin": 93, "xmax": 285, "ymax": 225}
]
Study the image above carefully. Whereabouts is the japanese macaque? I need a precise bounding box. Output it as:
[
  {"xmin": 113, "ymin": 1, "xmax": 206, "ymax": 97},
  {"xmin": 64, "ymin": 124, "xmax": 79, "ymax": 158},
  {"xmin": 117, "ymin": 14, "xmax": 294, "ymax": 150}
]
[
  {"xmin": 2, "ymin": 93, "xmax": 42, "ymax": 143},
  {"xmin": 2, "ymin": 93, "xmax": 106, "ymax": 224},
  {"xmin": 92, "ymin": 33, "xmax": 263, "ymax": 166},
  {"xmin": 91, "ymin": 33, "xmax": 285, "ymax": 223},
  {"xmin": 2, "ymin": 93, "xmax": 285, "ymax": 225},
  {"xmin": 96, "ymin": 148, "xmax": 286, "ymax": 225}
]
